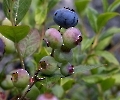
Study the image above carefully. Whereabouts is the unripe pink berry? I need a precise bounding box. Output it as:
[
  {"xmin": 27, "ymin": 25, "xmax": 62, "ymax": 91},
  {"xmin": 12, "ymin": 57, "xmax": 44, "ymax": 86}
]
[
  {"xmin": 44, "ymin": 28, "xmax": 63, "ymax": 49},
  {"xmin": 36, "ymin": 93, "xmax": 58, "ymax": 100},
  {"xmin": 63, "ymin": 27, "xmax": 82, "ymax": 49},
  {"xmin": 11, "ymin": 69, "xmax": 30, "ymax": 88}
]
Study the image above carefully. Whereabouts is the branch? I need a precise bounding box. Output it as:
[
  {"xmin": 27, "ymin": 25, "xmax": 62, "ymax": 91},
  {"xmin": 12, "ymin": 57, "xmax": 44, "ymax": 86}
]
[{"xmin": 19, "ymin": 68, "xmax": 45, "ymax": 100}]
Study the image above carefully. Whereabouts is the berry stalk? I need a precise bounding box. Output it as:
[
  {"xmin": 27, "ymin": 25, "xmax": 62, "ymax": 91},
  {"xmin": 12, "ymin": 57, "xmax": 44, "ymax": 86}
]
[{"xmin": 19, "ymin": 69, "xmax": 45, "ymax": 100}]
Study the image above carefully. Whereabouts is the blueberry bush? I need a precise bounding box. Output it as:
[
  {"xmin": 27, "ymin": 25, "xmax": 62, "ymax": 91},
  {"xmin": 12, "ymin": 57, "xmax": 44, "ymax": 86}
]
[{"xmin": 0, "ymin": 0, "xmax": 120, "ymax": 100}]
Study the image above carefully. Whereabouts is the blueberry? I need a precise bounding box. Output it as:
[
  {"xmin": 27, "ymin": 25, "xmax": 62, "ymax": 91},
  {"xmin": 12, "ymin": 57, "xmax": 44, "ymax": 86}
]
[
  {"xmin": 60, "ymin": 62, "xmax": 74, "ymax": 76},
  {"xmin": 54, "ymin": 49, "xmax": 73, "ymax": 63},
  {"xmin": 53, "ymin": 8, "xmax": 78, "ymax": 28},
  {"xmin": 44, "ymin": 28, "xmax": 63, "ymax": 49},
  {"xmin": 11, "ymin": 69, "xmax": 30, "ymax": 88},
  {"xmin": 39, "ymin": 56, "xmax": 58, "ymax": 76},
  {"xmin": 37, "ymin": 93, "xmax": 58, "ymax": 100},
  {"xmin": 63, "ymin": 27, "xmax": 82, "ymax": 49},
  {"xmin": 1, "ymin": 75, "xmax": 14, "ymax": 90},
  {"xmin": 0, "ymin": 38, "xmax": 5, "ymax": 60}
]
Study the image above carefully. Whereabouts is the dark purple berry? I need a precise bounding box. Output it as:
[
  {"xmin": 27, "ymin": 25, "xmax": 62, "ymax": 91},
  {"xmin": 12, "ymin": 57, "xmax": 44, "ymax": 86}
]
[
  {"xmin": 60, "ymin": 63, "xmax": 74, "ymax": 76},
  {"xmin": 39, "ymin": 56, "xmax": 58, "ymax": 76},
  {"xmin": 53, "ymin": 8, "xmax": 78, "ymax": 29},
  {"xmin": 0, "ymin": 38, "xmax": 5, "ymax": 60},
  {"xmin": 63, "ymin": 27, "xmax": 82, "ymax": 49},
  {"xmin": 44, "ymin": 28, "xmax": 63, "ymax": 49}
]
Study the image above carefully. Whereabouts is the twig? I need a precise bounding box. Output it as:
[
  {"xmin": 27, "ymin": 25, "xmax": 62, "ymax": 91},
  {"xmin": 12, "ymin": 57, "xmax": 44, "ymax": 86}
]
[
  {"xmin": 19, "ymin": 69, "xmax": 45, "ymax": 100},
  {"xmin": 15, "ymin": 43, "xmax": 25, "ymax": 69},
  {"xmin": 58, "ymin": 26, "xmax": 62, "ymax": 32},
  {"xmin": 50, "ymin": 49, "xmax": 55, "ymax": 57}
]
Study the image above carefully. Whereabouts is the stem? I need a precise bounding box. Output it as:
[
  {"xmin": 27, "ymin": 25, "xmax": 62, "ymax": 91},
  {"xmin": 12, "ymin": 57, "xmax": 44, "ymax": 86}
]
[
  {"xmin": 97, "ymin": 84, "xmax": 105, "ymax": 100},
  {"xmin": 9, "ymin": 0, "xmax": 25, "ymax": 69},
  {"xmin": 58, "ymin": 26, "xmax": 62, "ymax": 32},
  {"xmin": 92, "ymin": 34, "xmax": 99, "ymax": 49},
  {"xmin": 19, "ymin": 69, "xmax": 45, "ymax": 100},
  {"xmin": 15, "ymin": 43, "xmax": 25, "ymax": 69},
  {"xmin": 9, "ymin": 0, "xmax": 15, "ymax": 26},
  {"xmin": 19, "ymin": 82, "xmax": 34, "ymax": 100},
  {"xmin": 50, "ymin": 49, "xmax": 54, "ymax": 57},
  {"xmin": 38, "ymin": 23, "xmax": 45, "ymax": 52}
]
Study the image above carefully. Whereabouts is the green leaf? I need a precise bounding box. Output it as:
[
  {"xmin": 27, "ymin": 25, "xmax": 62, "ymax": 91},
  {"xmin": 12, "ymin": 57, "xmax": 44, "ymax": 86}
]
[
  {"xmin": 112, "ymin": 74, "xmax": 120, "ymax": 85},
  {"xmin": 39, "ymin": 74, "xmax": 62, "ymax": 86},
  {"xmin": 60, "ymin": 77, "xmax": 75, "ymax": 91},
  {"xmin": 102, "ymin": 0, "xmax": 109, "ymax": 12},
  {"xmin": 97, "ymin": 12, "xmax": 119, "ymax": 32},
  {"xmin": 48, "ymin": 0, "xmax": 60, "ymax": 11},
  {"xmin": 82, "ymin": 75, "xmax": 106, "ymax": 84},
  {"xmin": 100, "ymin": 77, "xmax": 115, "ymax": 91},
  {"xmin": 86, "ymin": 7, "xmax": 98, "ymax": 32},
  {"xmin": 74, "ymin": 64, "xmax": 102, "ymax": 74},
  {"xmin": 35, "ymin": 2, "xmax": 48, "ymax": 26},
  {"xmin": 75, "ymin": 0, "xmax": 91, "ymax": 13},
  {"xmin": 52, "ymin": 85, "xmax": 64, "ymax": 98},
  {"xmin": 96, "ymin": 27, "xmax": 120, "ymax": 50},
  {"xmin": 18, "ymin": 29, "xmax": 40, "ymax": 57},
  {"xmin": 99, "ymin": 27, "xmax": 120, "ymax": 41},
  {"xmin": 87, "ymin": 56, "xmax": 100, "ymax": 65},
  {"xmin": 26, "ymin": 85, "xmax": 40, "ymax": 100},
  {"xmin": 33, "ymin": 47, "xmax": 49, "ymax": 62},
  {"xmin": 95, "ymin": 51, "xmax": 119, "ymax": 65},
  {"xmin": 107, "ymin": 0, "xmax": 120, "ymax": 12},
  {"xmin": 3, "ymin": 0, "xmax": 32, "ymax": 25},
  {"xmin": 81, "ymin": 37, "xmax": 94, "ymax": 51},
  {"xmin": 26, "ymin": 60, "xmax": 36, "ymax": 76},
  {"xmin": 0, "ymin": 25, "xmax": 30, "ymax": 43},
  {"xmin": 73, "ymin": 46, "xmax": 87, "ymax": 64},
  {"xmin": 95, "ymin": 36, "xmax": 112, "ymax": 50}
]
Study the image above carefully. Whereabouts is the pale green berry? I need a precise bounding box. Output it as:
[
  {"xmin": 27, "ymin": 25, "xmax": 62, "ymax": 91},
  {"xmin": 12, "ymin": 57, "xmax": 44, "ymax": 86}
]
[
  {"xmin": 54, "ymin": 49, "xmax": 73, "ymax": 63},
  {"xmin": 39, "ymin": 56, "xmax": 58, "ymax": 76},
  {"xmin": 11, "ymin": 69, "xmax": 30, "ymax": 88},
  {"xmin": 44, "ymin": 28, "xmax": 63, "ymax": 49},
  {"xmin": 63, "ymin": 27, "xmax": 82, "ymax": 49},
  {"xmin": 1, "ymin": 75, "xmax": 14, "ymax": 90}
]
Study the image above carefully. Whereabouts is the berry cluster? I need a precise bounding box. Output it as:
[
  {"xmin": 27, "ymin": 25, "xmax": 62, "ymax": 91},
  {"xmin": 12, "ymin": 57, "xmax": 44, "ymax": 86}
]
[
  {"xmin": 40, "ymin": 7, "xmax": 82, "ymax": 77},
  {"xmin": 0, "ymin": 7, "xmax": 82, "ymax": 100}
]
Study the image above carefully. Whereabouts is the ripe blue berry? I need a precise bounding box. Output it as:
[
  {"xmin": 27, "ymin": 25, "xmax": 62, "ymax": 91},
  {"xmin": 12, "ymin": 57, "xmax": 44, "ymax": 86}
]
[
  {"xmin": 60, "ymin": 62, "xmax": 74, "ymax": 76},
  {"xmin": 53, "ymin": 8, "xmax": 78, "ymax": 29},
  {"xmin": 39, "ymin": 56, "xmax": 58, "ymax": 76},
  {"xmin": 0, "ymin": 38, "xmax": 5, "ymax": 60},
  {"xmin": 44, "ymin": 28, "xmax": 63, "ymax": 49},
  {"xmin": 63, "ymin": 27, "xmax": 82, "ymax": 49}
]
